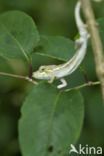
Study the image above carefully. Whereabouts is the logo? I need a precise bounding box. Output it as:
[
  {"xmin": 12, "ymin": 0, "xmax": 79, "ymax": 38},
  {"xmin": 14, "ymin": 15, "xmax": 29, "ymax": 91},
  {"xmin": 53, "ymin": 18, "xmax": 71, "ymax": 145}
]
[{"xmin": 69, "ymin": 144, "xmax": 102, "ymax": 155}]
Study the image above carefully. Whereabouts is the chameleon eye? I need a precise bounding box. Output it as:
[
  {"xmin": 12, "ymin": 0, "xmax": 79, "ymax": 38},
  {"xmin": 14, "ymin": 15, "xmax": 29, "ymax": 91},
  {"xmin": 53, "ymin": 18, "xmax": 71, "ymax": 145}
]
[
  {"xmin": 39, "ymin": 66, "xmax": 46, "ymax": 72},
  {"xmin": 41, "ymin": 68, "xmax": 45, "ymax": 71}
]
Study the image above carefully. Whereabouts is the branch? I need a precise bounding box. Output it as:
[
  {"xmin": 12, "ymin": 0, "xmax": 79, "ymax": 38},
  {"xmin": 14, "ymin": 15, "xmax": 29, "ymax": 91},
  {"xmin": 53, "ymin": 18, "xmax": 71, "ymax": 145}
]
[
  {"xmin": 0, "ymin": 72, "xmax": 38, "ymax": 85},
  {"xmin": 0, "ymin": 72, "xmax": 100, "ymax": 92},
  {"xmin": 81, "ymin": 0, "xmax": 104, "ymax": 101},
  {"xmin": 65, "ymin": 81, "xmax": 100, "ymax": 92}
]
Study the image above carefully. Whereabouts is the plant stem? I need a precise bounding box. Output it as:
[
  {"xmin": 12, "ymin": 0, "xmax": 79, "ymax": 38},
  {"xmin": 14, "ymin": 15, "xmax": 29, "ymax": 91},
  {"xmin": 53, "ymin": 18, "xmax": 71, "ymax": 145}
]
[
  {"xmin": 0, "ymin": 72, "xmax": 38, "ymax": 85},
  {"xmin": 29, "ymin": 63, "xmax": 33, "ymax": 78},
  {"xmin": 0, "ymin": 72, "xmax": 100, "ymax": 91},
  {"xmin": 65, "ymin": 81, "xmax": 100, "ymax": 92},
  {"xmin": 81, "ymin": 0, "xmax": 104, "ymax": 102}
]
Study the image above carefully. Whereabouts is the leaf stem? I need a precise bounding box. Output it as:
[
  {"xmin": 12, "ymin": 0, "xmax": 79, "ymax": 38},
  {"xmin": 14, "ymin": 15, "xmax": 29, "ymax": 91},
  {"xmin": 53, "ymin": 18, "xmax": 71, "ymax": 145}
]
[
  {"xmin": 65, "ymin": 81, "xmax": 100, "ymax": 92},
  {"xmin": 0, "ymin": 72, "xmax": 38, "ymax": 85},
  {"xmin": 28, "ymin": 63, "xmax": 33, "ymax": 78}
]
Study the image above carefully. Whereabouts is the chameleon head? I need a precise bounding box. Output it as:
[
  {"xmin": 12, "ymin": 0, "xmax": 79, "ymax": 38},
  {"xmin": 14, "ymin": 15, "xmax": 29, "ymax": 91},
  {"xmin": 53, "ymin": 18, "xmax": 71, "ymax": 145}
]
[{"xmin": 32, "ymin": 66, "xmax": 52, "ymax": 80}]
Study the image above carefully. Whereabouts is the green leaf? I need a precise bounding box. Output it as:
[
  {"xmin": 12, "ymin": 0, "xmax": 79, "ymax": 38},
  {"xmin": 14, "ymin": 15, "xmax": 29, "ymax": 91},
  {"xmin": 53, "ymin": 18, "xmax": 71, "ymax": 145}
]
[
  {"xmin": 0, "ymin": 11, "xmax": 39, "ymax": 62},
  {"xmin": 19, "ymin": 82, "xmax": 84, "ymax": 156},
  {"xmin": 98, "ymin": 18, "xmax": 104, "ymax": 49},
  {"xmin": 0, "ymin": 114, "xmax": 15, "ymax": 149},
  {"xmin": 81, "ymin": 18, "xmax": 104, "ymax": 80},
  {"xmin": 98, "ymin": 18, "xmax": 104, "ymax": 34},
  {"xmin": 34, "ymin": 36, "xmax": 75, "ymax": 61},
  {"xmin": 0, "ymin": 56, "xmax": 6, "ymax": 63},
  {"xmin": 82, "ymin": 86, "xmax": 104, "ymax": 133},
  {"xmin": 76, "ymin": 86, "xmax": 104, "ymax": 152},
  {"xmin": 82, "ymin": 40, "xmax": 97, "ymax": 80},
  {"xmin": 31, "ymin": 53, "xmax": 61, "ymax": 70}
]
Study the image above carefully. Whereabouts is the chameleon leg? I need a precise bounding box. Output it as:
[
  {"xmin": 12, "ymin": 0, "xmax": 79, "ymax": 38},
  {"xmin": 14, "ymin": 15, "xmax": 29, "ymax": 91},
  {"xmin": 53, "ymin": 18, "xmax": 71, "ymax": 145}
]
[
  {"xmin": 57, "ymin": 78, "xmax": 67, "ymax": 89},
  {"xmin": 75, "ymin": 37, "xmax": 84, "ymax": 49},
  {"xmin": 48, "ymin": 75, "xmax": 55, "ymax": 83}
]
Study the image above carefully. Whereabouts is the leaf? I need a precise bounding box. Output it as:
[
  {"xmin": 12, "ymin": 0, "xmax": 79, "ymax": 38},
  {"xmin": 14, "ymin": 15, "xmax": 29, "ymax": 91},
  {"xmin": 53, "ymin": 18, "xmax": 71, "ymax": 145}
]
[
  {"xmin": 0, "ymin": 56, "xmax": 6, "ymax": 63},
  {"xmin": 76, "ymin": 86, "xmax": 104, "ymax": 152},
  {"xmin": 82, "ymin": 18, "xmax": 104, "ymax": 80},
  {"xmin": 98, "ymin": 18, "xmax": 104, "ymax": 49},
  {"xmin": 31, "ymin": 53, "xmax": 61, "ymax": 70},
  {"xmin": 98, "ymin": 18, "xmax": 104, "ymax": 34},
  {"xmin": 0, "ymin": 11, "xmax": 39, "ymax": 62},
  {"xmin": 82, "ymin": 40, "xmax": 97, "ymax": 80},
  {"xmin": 19, "ymin": 82, "xmax": 84, "ymax": 156},
  {"xmin": 0, "ymin": 114, "xmax": 15, "ymax": 149},
  {"xmin": 34, "ymin": 36, "xmax": 75, "ymax": 61},
  {"xmin": 81, "ymin": 86, "xmax": 104, "ymax": 133}
]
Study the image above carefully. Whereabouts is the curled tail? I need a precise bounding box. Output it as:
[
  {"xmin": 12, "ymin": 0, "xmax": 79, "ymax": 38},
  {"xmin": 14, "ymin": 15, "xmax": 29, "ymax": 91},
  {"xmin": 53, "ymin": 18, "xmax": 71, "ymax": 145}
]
[{"xmin": 75, "ymin": 0, "xmax": 88, "ymax": 38}]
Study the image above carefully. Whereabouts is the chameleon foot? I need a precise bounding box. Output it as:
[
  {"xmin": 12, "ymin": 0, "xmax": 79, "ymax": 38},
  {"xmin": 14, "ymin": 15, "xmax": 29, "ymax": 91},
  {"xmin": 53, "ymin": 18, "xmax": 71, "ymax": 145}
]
[
  {"xmin": 57, "ymin": 78, "xmax": 67, "ymax": 89},
  {"xmin": 48, "ymin": 75, "xmax": 55, "ymax": 83}
]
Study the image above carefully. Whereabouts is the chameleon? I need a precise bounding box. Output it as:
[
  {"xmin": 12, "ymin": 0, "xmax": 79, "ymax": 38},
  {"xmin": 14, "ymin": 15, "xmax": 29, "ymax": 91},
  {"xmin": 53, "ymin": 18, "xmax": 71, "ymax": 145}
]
[{"xmin": 32, "ymin": 0, "xmax": 90, "ymax": 89}]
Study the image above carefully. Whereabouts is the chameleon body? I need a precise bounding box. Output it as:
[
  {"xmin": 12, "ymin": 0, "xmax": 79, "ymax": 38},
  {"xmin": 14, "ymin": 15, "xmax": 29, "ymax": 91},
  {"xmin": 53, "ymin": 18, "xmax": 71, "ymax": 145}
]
[{"xmin": 32, "ymin": 1, "xmax": 89, "ymax": 88}]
